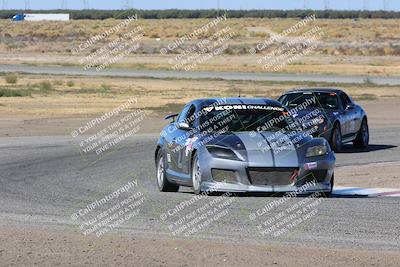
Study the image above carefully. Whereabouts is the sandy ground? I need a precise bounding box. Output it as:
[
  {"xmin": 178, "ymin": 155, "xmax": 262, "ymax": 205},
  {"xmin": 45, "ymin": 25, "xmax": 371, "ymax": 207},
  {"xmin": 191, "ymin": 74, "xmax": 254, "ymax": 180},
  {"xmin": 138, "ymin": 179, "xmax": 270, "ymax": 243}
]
[
  {"xmin": 1, "ymin": 226, "xmax": 399, "ymax": 267},
  {"xmin": 2, "ymin": 53, "xmax": 400, "ymax": 76},
  {"xmin": 336, "ymin": 161, "xmax": 400, "ymax": 188}
]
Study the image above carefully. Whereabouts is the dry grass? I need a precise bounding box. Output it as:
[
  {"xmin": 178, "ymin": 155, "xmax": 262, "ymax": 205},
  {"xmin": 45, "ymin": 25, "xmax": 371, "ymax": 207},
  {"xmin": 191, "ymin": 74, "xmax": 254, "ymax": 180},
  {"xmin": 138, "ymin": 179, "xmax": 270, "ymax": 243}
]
[
  {"xmin": 1, "ymin": 18, "xmax": 400, "ymax": 55},
  {"xmin": 0, "ymin": 74, "xmax": 398, "ymax": 118},
  {"xmin": 1, "ymin": 18, "xmax": 400, "ymax": 75}
]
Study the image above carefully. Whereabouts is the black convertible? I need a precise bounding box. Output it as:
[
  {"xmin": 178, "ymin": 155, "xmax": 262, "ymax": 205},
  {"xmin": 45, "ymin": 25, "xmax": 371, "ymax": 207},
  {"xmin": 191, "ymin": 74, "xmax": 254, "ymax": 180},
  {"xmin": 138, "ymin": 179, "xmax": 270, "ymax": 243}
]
[{"xmin": 278, "ymin": 88, "xmax": 369, "ymax": 152}]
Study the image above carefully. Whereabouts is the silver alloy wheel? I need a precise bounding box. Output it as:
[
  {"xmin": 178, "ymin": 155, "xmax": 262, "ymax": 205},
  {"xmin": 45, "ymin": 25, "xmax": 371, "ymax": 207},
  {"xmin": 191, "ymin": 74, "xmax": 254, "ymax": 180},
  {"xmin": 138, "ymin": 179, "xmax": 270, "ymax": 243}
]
[
  {"xmin": 192, "ymin": 157, "xmax": 201, "ymax": 192},
  {"xmin": 157, "ymin": 156, "xmax": 164, "ymax": 188}
]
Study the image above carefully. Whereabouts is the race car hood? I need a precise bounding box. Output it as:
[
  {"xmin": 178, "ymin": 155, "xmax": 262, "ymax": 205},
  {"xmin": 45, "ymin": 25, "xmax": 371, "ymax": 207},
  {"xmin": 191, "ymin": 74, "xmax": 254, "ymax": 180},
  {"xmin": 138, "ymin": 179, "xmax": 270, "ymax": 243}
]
[
  {"xmin": 203, "ymin": 131, "xmax": 313, "ymax": 167},
  {"xmin": 289, "ymin": 108, "xmax": 334, "ymax": 129}
]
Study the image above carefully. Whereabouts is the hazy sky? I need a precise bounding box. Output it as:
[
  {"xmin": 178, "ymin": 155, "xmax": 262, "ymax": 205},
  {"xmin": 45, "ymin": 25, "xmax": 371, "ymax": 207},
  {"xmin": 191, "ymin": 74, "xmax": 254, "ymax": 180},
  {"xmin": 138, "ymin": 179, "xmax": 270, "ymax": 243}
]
[{"xmin": 2, "ymin": 0, "xmax": 399, "ymax": 11}]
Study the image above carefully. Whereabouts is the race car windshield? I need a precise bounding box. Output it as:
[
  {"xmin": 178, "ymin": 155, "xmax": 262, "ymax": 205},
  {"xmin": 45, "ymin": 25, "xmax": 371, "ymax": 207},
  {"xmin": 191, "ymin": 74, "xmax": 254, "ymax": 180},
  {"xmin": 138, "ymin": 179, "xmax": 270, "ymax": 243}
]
[
  {"xmin": 280, "ymin": 92, "xmax": 339, "ymax": 110},
  {"xmin": 200, "ymin": 105, "xmax": 295, "ymax": 132}
]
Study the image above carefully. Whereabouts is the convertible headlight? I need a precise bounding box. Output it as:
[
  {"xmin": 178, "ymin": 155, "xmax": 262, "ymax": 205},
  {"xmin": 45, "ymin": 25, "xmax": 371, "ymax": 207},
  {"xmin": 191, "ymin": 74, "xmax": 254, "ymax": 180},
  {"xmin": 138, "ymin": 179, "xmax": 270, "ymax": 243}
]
[
  {"xmin": 206, "ymin": 145, "xmax": 241, "ymax": 161},
  {"xmin": 306, "ymin": 145, "xmax": 328, "ymax": 157}
]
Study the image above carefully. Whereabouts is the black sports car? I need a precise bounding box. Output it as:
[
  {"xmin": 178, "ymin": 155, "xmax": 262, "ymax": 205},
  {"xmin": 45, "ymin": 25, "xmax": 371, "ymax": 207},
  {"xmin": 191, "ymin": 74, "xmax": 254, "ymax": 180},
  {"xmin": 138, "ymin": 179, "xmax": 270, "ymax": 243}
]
[
  {"xmin": 155, "ymin": 98, "xmax": 335, "ymax": 196},
  {"xmin": 278, "ymin": 88, "xmax": 369, "ymax": 152}
]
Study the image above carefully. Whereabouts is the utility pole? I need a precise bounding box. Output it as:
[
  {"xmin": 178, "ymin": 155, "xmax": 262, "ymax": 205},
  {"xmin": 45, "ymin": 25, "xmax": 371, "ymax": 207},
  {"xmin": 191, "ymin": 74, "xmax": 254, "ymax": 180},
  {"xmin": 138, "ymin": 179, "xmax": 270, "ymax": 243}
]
[
  {"xmin": 303, "ymin": 0, "xmax": 308, "ymax": 9},
  {"xmin": 363, "ymin": 0, "xmax": 369, "ymax": 10},
  {"xmin": 24, "ymin": 0, "xmax": 30, "ymax": 10},
  {"xmin": 1, "ymin": 0, "xmax": 8, "ymax": 10},
  {"xmin": 324, "ymin": 0, "xmax": 330, "ymax": 10},
  {"xmin": 61, "ymin": 0, "xmax": 67, "ymax": 9},
  {"xmin": 383, "ymin": 0, "xmax": 389, "ymax": 11},
  {"xmin": 83, "ymin": 0, "xmax": 89, "ymax": 9},
  {"xmin": 123, "ymin": 0, "xmax": 132, "ymax": 9}
]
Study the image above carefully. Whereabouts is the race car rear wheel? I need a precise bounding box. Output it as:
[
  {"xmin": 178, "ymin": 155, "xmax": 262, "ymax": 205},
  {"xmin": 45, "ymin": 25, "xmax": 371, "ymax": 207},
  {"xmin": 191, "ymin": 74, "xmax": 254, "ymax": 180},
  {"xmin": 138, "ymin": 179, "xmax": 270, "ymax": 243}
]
[
  {"xmin": 353, "ymin": 118, "xmax": 369, "ymax": 148},
  {"xmin": 191, "ymin": 152, "xmax": 202, "ymax": 195},
  {"xmin": 156, "ymin": 151, "xmax": 179, "ymax": 192},
  {"xmin": 330, "ymin": 123, "xmax": 342, "ymax": 152}
]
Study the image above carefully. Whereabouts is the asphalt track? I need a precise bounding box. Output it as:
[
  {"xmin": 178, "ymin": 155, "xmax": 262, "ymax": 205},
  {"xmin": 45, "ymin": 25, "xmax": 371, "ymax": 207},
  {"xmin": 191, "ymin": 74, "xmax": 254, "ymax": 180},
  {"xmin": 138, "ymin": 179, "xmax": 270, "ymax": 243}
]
[
  {"xmin": 0, "ymin": 126, "xmax": 399, "ymax": 252},
  {"xmin": 1, "ymin": 64, "xmax": 400, "ymax": 85}
]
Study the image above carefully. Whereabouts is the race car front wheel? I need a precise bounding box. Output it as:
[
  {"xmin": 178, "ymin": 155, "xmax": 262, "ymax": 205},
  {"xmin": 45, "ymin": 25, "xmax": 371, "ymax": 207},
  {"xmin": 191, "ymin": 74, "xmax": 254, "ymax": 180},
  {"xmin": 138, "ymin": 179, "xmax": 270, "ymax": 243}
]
[
  {"xmin": 191, "ymin": 152, "xmax": 202, "ymax": 195},
  {"xmin": 353, "ymin": 118, "xmax": 369, "ymax": 148},
  {"xmin": 330, "ymin": 123, "xmax": 342, "ymax": 152},
  {"xmin": 156, "ymin": 151, "xmax": 179, "ymax": 192},
  {"xmin": 324, "ymin": 173, "xmax": 334, "ymax": 198}
]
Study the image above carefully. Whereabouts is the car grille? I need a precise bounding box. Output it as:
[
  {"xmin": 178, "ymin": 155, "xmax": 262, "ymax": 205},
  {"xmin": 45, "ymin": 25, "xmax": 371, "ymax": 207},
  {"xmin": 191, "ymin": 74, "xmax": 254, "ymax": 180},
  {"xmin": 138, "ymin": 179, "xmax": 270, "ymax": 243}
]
[
  {"xmin": 211, "ymin": 169, "xmax": 237, "ymax": 183},
  {"xmin": 247, "ymin": 167, "xmax": 298, "ymax": 186},
  {"xmin": 303, "ymin": 170, "xmax": 328, "ymax": 183}
]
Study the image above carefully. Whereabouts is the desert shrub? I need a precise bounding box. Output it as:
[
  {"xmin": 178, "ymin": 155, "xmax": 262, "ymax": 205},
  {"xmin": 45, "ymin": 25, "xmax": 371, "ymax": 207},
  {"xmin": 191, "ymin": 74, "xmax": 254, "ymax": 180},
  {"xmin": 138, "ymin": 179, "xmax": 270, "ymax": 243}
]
[
  {"xmin": 38, "ymin": 81, "xmax": 53, "ymax": 92},
  {"xmin": 5, "ymin": 73, "xmax": 18, "ymax": 84},
  {"xmin": 0, "ymin": 88, "xmax": 30, "ymax": 97},
  {"xmin": 67, "ymin": 80, "xmax": 75, "ymax": 87},
  {"xmin": 53, "ymin": 80, "xmax": 63, "ymax": 85}
]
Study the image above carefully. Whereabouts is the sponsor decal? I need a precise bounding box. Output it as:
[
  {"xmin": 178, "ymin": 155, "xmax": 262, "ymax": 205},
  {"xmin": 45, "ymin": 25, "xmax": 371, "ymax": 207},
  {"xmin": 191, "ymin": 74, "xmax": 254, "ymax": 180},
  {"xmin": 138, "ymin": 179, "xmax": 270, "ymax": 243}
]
[
  {"xmin": 185, "ymin": 136, "xmax": 198, "ymax": 156},
  {"xmin": 203, "ymin": 105, "xmax": 284, "ymax": 112},
  {"xmin": 304, "ymin": 162, "xmax": 317, "ymax": 170}
]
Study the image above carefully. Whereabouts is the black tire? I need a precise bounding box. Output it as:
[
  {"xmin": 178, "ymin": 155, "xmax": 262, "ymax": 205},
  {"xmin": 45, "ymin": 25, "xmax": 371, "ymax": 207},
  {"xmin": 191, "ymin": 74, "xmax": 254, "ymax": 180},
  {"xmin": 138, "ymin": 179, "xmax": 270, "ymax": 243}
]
[
  {"xmin": 321, "ymin": 173, "xmax": 334, "ymax": 198},
  {"xmin": 330, "ymin": 123, "xmax": 342, "ymax": 152},
  {"xmin": 191, "ymin": 152, "xmax": 202, "ymax": 195},
  {"xmin": 156, "ymin": 150, "xmax": 179, "ymax": 192},
  {"xmin": 353, "ymin": 118, "xmax": 369, "ymax": 148}
]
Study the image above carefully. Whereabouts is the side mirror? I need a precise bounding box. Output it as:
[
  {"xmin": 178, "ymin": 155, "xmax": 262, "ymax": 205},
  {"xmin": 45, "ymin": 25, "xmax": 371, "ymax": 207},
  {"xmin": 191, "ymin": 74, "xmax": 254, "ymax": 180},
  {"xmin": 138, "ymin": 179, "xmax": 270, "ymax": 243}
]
[
  {"xmin": 164, "ymin": 113, "xmax": 178, "ymax": 122},
  {"xmin": 346, "ymin": 104, "xmax": 354, "ymax": 110},
  {"xmin": 177, "ymin": 122, "xmax": 192, "ymax": 131}
]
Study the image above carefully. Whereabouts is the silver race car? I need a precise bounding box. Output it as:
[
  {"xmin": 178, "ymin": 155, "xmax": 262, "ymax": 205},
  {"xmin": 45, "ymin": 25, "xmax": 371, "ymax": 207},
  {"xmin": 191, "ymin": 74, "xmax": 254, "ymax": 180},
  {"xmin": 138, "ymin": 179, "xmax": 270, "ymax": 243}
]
[{"xmin": 155, "ymin": 98, "xmax": 336, "ymax": 196}]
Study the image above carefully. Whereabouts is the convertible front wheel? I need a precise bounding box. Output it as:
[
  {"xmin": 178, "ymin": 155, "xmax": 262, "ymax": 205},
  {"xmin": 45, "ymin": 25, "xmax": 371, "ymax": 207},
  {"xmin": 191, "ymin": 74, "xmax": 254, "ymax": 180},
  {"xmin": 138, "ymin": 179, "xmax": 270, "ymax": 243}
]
[
  {"xmin": 353, "ymin": 118, "xmax": 369, "ymax": 148},
  {"xmin": 330, "ymin": 123, "xmax": 342, "ymax": 152}
]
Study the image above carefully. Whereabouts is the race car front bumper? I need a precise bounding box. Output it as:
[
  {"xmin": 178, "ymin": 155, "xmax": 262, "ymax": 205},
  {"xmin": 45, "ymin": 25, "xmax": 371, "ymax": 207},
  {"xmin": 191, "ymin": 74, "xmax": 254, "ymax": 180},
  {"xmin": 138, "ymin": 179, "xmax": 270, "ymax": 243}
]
[{"xmin": 198, "ymin": 151, "xmax": 335, "ymax": 193}]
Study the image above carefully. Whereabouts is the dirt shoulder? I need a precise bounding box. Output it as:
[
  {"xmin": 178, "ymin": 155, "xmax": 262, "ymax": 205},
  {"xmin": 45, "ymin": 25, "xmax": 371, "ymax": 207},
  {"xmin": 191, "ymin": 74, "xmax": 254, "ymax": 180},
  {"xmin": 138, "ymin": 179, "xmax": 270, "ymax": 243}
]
[
  {"xmin": 336, "ymin": 162, "xmax": 400, "ymax": 188},
  {"xmin": 0, "ymin": 226, "xmax": 399, "ymax": 267},
  {"xmin": 0, "ymin": 98, "xmax": 399, "ymax": 137}
]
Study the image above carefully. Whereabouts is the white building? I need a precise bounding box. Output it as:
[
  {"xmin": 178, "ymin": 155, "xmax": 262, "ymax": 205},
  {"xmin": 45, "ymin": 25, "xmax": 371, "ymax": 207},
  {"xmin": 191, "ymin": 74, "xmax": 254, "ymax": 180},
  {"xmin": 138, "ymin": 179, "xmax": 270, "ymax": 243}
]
[{"xmin": 24, "ymin": 14, "xmax": 70, "ymax": 21}]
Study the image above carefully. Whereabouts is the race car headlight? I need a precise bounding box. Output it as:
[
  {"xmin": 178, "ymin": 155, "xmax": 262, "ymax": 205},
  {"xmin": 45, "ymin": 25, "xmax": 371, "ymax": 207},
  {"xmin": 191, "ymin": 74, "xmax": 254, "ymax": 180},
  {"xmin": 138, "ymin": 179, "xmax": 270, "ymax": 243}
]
[
  {"xmin": 206, "ymin": 145, "xmax": 241, "ymax": 161},
  {"xmin": 306, "ymin": 145, "xmax": 328, "ymax": 157},
  {"xmin": 302, "ymin": 117, "xmax": 324, "ymax": 128}
]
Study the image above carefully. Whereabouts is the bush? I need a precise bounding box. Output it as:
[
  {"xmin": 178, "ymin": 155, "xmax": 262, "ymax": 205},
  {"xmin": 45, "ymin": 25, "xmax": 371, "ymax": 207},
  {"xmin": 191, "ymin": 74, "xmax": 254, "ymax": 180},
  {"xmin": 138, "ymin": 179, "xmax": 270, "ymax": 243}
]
[
  {"xmin": 67, "ymin": 80, "xmax": 75, "ymax": 87},
  {"xmin": 5, "ymin": 73, "xmax": 18, "ymax": 84},
  {"xmin": 38, "ymin": 81, "xmax": 53, "ymax": 92},
  {"xmin": 0, "ymin": 88, "xmax": 30, "ymax": 97},
  {"xmin": 53, "ymin": 80, "xmax": 63, "ymax": 85}
]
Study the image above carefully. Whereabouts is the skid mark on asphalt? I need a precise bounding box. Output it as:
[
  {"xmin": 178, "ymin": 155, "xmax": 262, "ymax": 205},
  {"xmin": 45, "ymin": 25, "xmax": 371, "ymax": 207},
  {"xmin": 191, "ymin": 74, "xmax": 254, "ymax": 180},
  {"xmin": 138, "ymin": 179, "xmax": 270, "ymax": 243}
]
[{"xmin": 333, "ymin": 186, "xmax": 400, "ymax": 197}]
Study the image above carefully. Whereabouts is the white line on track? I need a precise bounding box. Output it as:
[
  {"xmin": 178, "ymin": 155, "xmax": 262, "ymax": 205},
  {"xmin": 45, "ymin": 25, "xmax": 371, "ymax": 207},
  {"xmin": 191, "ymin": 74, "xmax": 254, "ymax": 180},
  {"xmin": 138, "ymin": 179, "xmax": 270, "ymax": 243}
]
[{"xmin": 333, "ymin": 186, "xmax": 400, "ymax": 197}]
